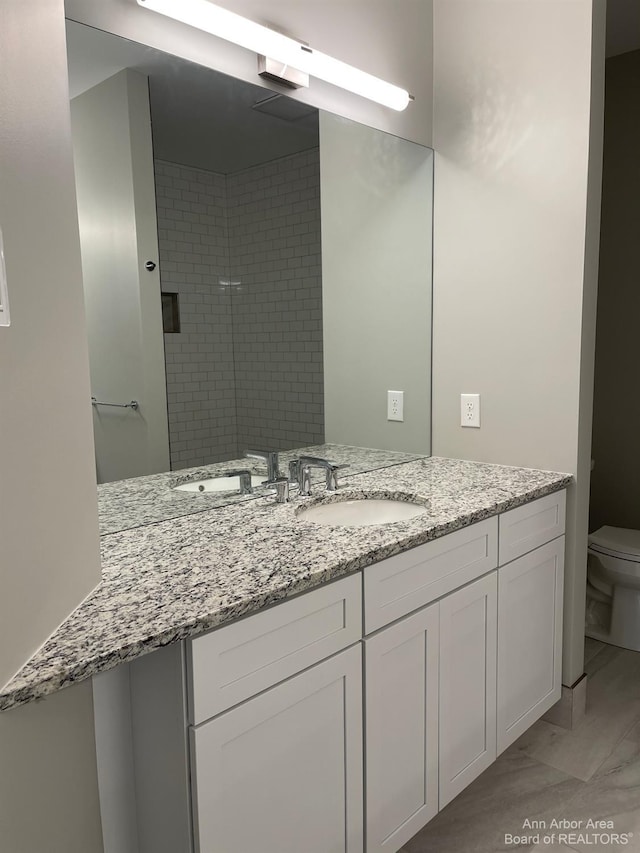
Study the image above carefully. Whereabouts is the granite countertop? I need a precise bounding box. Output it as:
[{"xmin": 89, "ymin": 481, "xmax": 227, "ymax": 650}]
[
  {"xmin": 97, "ymin": 444, "xmax": 425, "ymax": 534},
  {"xmin": 0, "ymin": 456, "xmax": 571, "ymax": 712}
]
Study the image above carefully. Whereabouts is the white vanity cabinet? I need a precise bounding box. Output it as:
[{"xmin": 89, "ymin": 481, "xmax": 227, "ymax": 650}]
[
  {"xmin": 364, "ymin": 602, "xmax": 440, "ymax": 853},
  {"xmin": 363, "ymin": 519, "xmax": 499, "ymax": 853},
  {"xmin": 438, "ymin": 571, "xmax": 497, "ymax": 808},
  {"xmin": 188, "ymin": 573, "xmax": 364, "ymax": 853},
  {"xmin": 130, "ymin": 490, "xmax": 566, "ymax": 853},
  {"xmin": 362, "ymin": 490, "xmax": 566, "ymax": 853},
  {"xmin": 496, "ymin": 491, "xmax": 566, "ymax": 753},
  {"xmin": 191, "ymin": 644, "xmax": 363, "ymax": 853},
  {"xmin": 130, "ymin": 573, "xmax": 363, "ymax": 853}
]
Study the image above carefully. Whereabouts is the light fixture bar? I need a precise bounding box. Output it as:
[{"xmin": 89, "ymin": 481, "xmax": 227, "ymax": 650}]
[{"xmin": 136, "ymin": 0, "xmax": 412, "ymax": 111}]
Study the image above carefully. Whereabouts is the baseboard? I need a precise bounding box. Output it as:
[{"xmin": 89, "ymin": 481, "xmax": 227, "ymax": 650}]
[{"xmin": 542, "ymin": 672, "xmax": 587, "ymax": 730}]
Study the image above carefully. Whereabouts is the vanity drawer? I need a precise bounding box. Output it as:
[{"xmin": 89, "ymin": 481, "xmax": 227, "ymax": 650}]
[
  {"xmin": 364, "ymin": 518, "xmax": 498, "ymax": 634},
  {"xmin": 187, "ymin": 573, "xmax": 362, "ymax": 724},
  {"xmin": 498, "ymin": 490, "xmax": 566, "ymax": 566}
]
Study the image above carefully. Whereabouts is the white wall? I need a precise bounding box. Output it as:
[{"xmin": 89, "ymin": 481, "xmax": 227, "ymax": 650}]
[
  {"xmin": 0, "ymin": 2, "xmax": 103, "ymax": 848},
  {"xmin": 0, "ymin": 681, "xmax": 104, "ymax": 853},
  {"xmin": 0, "ymin": 0, "xmax": 101, "ymax": 696},
  {"xmin": 71, "ymin": 69, "xmax": 171, "ymax": 483},
  {"xmin": 63, "ymin": 0, "xmax": 434, "ymax": 147},
  {"xmin": 431, "ymin": 0, "xmax": 605, "ymax": 687},
  {"xmin": 321, "ymin": 113, "xmax": 433, "ymax": 453}
]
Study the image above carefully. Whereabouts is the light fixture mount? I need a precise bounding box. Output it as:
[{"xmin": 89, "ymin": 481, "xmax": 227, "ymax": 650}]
[{"xmin": 257, "ymin": 56, "xmax": 309, "ymax": 90}]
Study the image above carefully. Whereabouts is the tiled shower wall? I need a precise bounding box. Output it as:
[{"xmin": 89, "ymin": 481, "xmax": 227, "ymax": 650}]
[
  {"xmin": 227, "ymin": 148, "xmax": 324, "ymax": 452},
  {"xmin": 154, "ymin": 149, "xmax": 323, "ymax": 470},
  {"xmin": 155, "ymin": 160, "xmax": 237, "ymax": 468}
]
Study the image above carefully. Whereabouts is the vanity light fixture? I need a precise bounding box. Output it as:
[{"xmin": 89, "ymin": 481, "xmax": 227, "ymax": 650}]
[{"xmin": 136, "ymin": 0, "xmax": 413, "ymax": 111}]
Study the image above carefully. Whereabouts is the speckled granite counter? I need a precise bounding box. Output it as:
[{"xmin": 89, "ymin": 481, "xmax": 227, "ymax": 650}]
[
  {"xmin": 98, "ymin": 444, "xmax": 425, "ymax": 534},
  {"xmin": 0, "ymin": 456, "xmax": 571, "ymax": 711}
]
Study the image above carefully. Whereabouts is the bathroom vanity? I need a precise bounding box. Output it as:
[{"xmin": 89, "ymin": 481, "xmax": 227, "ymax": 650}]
[
  {"xmin": 129, "ymin": 486, "xmax": 566, "ymax": 853},
  {"xmin": 0, "ymin": 453, "xmax": 569, "ymax": 853}
]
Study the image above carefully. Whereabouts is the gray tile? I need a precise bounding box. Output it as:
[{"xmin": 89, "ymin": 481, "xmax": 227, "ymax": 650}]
[
  {"xmin": 584, "ymin": 642, "xmax": 621, "ymax": 679},
  {"xmin": 513, "ymin": 650, "xmax": 640, "ymax": 782},
  {"xmin": 401, "ymin": 749, "xmax": 584, "ymax": 853},
  {"xmin": 625, "ymin": 721, "xmax": 640, "ymax": 743},
  {"xmin": 584, "ymin": 637, "xmax": 606, "ymax": 667},
  {"xmin": 556, "ymin": 735, "xmax": 640, "ymax": 851}
]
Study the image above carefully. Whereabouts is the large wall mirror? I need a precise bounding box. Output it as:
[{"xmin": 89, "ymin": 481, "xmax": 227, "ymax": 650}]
[{"xmin": 65, "ymin": 20, "xmax": 433, "ymax": 496}]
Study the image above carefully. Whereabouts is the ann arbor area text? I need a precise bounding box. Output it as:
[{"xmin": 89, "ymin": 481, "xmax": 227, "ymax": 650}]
[{"xmin": 522, "ymin": 819, "xmax": 616, "ymax": 830}]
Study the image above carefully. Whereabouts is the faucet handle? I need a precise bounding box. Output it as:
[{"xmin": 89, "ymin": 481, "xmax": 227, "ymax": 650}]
[
  {"xmin": 225, "ymin": 469, "xmax": 253, "ymax": 495},
  {"xmin": 300, "ymin": 465, "xmax": 312, "ymax": 497},
  {"xmin": 262, "ymin": 475, "xmax": 291, "ymax": 504},
  {"xmin": 326, "ymin": 463, "xmax": 350, "ymax": 492}
]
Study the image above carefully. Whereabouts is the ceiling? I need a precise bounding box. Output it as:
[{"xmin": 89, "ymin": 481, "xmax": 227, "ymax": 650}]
[{"xmin": 65, "ymin": 21, "xmax": 319, "ymax": 174}]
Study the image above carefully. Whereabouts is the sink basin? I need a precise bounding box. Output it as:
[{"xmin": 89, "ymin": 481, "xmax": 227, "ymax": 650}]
[
  {"xmin": 297, "ymin": 497, "xmax": 427, "ymax": 527},
  {"xmin": 174, "ymin": 474, "xmax": 266, "ymax": 494}
]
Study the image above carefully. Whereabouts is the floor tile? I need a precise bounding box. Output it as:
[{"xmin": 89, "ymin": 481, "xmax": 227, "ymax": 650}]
[
  {"xmin": 584, "ymin": 637, "xmax": 606, "ymax": 667},
  {"xmin": 512, "ymin": 649, "xmax": 640, "ymax": 782},
  {"xmin": 584, "ymin": 642, "xmax": 621, "ymax": 679},
  {"xmin": 400, "ymin": 749, "xmax": 583, "ymax": 853},
  {"xmin": 626, "ymin": 721, "xmax": 640, "ymax": 743},
  {"xmin": 556, "ymin": 734, "xmax": 640, "ymax": 852}
]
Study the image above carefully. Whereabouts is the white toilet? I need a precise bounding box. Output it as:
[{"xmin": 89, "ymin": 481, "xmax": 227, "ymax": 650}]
[{"xmin": 587, "ymin": 526, "xmax": 640, "ymax": 651}]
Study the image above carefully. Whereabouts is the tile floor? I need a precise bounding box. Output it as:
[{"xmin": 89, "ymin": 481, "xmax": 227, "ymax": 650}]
[{"xmin": 401, "ymin": 638, "xmax": 640, "ymax": 853}]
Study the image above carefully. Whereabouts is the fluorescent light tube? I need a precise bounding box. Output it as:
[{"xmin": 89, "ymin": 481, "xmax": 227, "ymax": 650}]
[{"xmin": 136, "ymin": 0, "xmax": 412, "ymax": 111}]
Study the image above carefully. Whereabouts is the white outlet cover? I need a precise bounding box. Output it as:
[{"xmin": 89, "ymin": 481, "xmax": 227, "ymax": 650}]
[
  {"xmin": 460, "ymin": 393, "xmax": 480, "ymax": 428},
  {"xmin": 387, "ymin": 390, "xmax": 404, "ymax": 422}
]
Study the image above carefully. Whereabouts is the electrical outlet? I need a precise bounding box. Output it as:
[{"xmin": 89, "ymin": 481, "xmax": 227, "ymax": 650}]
[
  {"xmin": 387, "ymin": 390, "xmax": 404, "ymax": 422},
  {"xmin": 461, "ymin": 393, "xmax": 480, "ymax": 428}
]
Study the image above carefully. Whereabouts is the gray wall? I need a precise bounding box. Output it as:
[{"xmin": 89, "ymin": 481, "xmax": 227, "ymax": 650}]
[
  {"xmin": 321, "ymin": 113, "xmax": 432, "ymax": 453},
  {"xmin": 590, "ymin": 50, "xmax": 640, "ymax": 534},
  {"xmin": 431, "ymin": 0, "xmax": 605, "ymax": 687},
  {"xmin": 0, "ymin": 0, "xmax": 103, "ymax": 845},
  {"xmin": 0, "ymin": 0, "xmax": 101, "ymax": 694},
  {"xmin": 0, "ymin": 682, "xmax": 104, "ymax": 853}
]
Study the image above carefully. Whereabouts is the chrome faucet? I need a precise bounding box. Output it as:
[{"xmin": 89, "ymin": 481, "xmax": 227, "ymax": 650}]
[
  {"xmin": 289, "ymin": 456, "xmax": 348, "ymax": 496},
  {"xmin": 262, "ymin": 475, "xmax": 292, "ymax": 504},
  {"xmin": 224, "ymin": 469, "xmax": 254, "ymax": 495},
  {"xmin": 244, "ymin": 449, "xmax": 280, "ymax": 481}
]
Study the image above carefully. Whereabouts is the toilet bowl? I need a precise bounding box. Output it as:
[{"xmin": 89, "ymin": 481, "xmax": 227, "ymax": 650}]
[{"xmin": 587, "ymin": 526, "xmax": 640, "ymax": 651}]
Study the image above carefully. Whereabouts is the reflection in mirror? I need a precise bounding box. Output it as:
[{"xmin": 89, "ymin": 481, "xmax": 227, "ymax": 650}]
[{"xmin": 66, "ymin": 21, "xmax": 433, "ymax": 523}]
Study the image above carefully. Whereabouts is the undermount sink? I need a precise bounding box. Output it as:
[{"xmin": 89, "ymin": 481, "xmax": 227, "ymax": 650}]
[
  {"xmin": 174, "ymin": 474, "xmax": 266, "ymax": 494},
  {"xmin": 297, "ymin": 496, "xmax": 428, "ymax": 527}
]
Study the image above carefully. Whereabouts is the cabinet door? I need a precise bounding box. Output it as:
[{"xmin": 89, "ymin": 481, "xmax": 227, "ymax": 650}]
[
  {"xmin": 439, "ymin": 572, "xmax": 497, "ymax": 808},
  {"xmin": 497, "ymin": 536, "xmax": 564, "ymax": 754},
  {"xmin": 191, "ymin": 644, "xmax": 363, "ymax": 853},
  {"xmin": 365, "ymin": 603, "xmax": 439, "ymax": 853}
]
